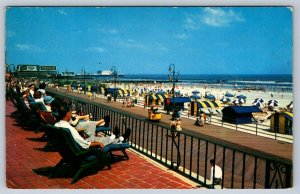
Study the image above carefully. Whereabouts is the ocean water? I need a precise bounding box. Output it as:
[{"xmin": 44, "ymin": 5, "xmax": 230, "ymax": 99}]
[{"xmin": 118, "ymin": 74, "xmax": 293, "ymax": 89}]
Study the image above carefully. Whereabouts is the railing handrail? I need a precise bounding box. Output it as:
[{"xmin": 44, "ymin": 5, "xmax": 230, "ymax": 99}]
[{"xmin": 47, "ymin": 88, "xmax": 292, "ymax": 166}]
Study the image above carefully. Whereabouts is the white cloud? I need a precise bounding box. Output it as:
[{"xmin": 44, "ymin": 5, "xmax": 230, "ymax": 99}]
[
  {"xmin": 184, "ymin": 16, "xmax": 199, "ymax": 30},
  {"xmin": 174, "ymin": 33, "xmax": 188, "ymax": 40},
  {"xmin": 183, "ymin": 8, "xmax": 245, "ymax": 29},
  {"xmin": 84, "ymin": 47, "xmax": 107, "ymax": 53},
  {"xmin": 58, "ymin": 9, "xmax": 67, "ymax": 15},
  {"xmin": 118, "ymin": 39, "xmax": 146, "ymax": 49},
  {"xmin": 201, "ymin": 7, "xmax": 245, "ymax": 27},
  {"xmin": 15, "ymin": 44, "xmax": 44, "ymax": 52}
]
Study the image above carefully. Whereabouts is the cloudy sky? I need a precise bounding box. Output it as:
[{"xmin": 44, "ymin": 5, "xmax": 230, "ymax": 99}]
[{"xmin": 5, "ymin": 7, "xmax": 292, "ymax": 75}]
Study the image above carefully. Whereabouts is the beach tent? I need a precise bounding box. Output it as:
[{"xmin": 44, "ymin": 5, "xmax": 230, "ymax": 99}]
[
  {"xmin": 144, "ymin": 93, "xmax": 168, "ymax": 106},
  {"xmin": 155, "ymin": 93, "xmax": 168, "ymax": 101},
  {"xmin": 222, "ymin": 106, "xmax": 261, "ymax": 124},
  {"xmin": 270, "ymin": 112, "xmax": 293, "ymax": 135},
  {"xmin": 107, "ymin": 88, "xmax": 119, "ymax": 98},
  {"xmin": 190, "ymin": 100, "xmax": 222, "ymax": 116},
  {"xmin": 168, "ymin": 97, "xmax": 191, "ymax": 111}
]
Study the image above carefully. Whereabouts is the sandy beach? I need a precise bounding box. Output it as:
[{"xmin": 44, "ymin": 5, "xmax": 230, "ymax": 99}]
[{"xmin": 105, "ymin": 82, "xmax": 293, "ymax": 110}]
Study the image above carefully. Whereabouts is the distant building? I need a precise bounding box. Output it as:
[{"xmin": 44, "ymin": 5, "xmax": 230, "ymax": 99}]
[
  {"xmin": 15, "ymin": 64, "xmax": 57, "ymax": 78},
  {"xmin": 61, "ymin": 71, "xmax": 75, "ymax": 78}
]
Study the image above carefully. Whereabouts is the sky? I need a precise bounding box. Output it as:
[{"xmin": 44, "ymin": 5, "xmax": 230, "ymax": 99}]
[{"xmin": 5, "ymin": 6, "xmax": 293, "ymax": 75}]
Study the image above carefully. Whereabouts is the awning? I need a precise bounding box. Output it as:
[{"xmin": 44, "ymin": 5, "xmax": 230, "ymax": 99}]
[
  {"xmin": 170, "ymin": 97, "xmax": 191, "ymax": 104},
  {"xmin": 118, "ymin": 89, "xmax": 123, "ymax": 96},
  {"xmin": 149, "ymin": 94, "xmax": 157, "ymax": 100},
  {"xmin": 197, "ymin": 100, "xmax": 222, "ymax": 108},
  {"xmin": 155, "ymin": 93, "xmax": 168, "ymax": 101},
  {"xmin": 283, "ymin": 112, "xmax": 293, "ymax": 120}
]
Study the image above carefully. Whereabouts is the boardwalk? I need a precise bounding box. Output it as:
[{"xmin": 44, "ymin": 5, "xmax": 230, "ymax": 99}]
[
  {"xmin": 47, "ymin": 88, "xmax": 293, "ymax": 189},
  {"xmin": 53, "ymin": 89, "xmax": 292, "ymax": 161},
  {"xmin": 5, "ymin": 101, "xmax": 198, "ymax": 189}
]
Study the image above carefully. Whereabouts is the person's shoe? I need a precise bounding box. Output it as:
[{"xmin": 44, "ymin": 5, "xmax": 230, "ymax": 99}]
[
  {"xmin": 113, "ymin": 126, "xmax": 120, "ymax": 138},
  {"xmin": 109, "ymin": 134, "xmax": 116, "ymax": 140},
  {"xmin": 118, "ymin": 136, "xmax": 124, "ymax": 142},
  {"xmin": 122, "ymin": 128, "xmax": 131, "ymax": 142}
]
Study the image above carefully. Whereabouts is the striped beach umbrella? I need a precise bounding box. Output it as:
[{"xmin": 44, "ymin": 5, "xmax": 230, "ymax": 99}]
[
  {"xmin": 232, "ymin": 98, "xmax": 245, "ymax": 105},
  {"xmin": 252, "ymin": 101, "xmax": 264, "ymax": 108},
  {"xmin": 254, "ymin": 98, "xmax": 264, "ymax": 103},
  {"xmin": 220, "ymin": 97, "xmax": 231, "ymax": 103},
  {"xmin": 268, "ymin": 100, "xmax": 279, "ymax": 107}
]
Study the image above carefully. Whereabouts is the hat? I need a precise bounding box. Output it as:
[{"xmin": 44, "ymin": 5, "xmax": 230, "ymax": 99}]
[{"xmin": 44, "ymin": 96, "xmax": 54, "ymax": 104}]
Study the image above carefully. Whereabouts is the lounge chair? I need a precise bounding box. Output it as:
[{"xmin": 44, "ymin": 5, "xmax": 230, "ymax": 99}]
[
  {"xmin": 42, "ymin": 124, "xmax": 111, "ymax": 184},
  {"xmin": 95, "ymin": 115, "xmax": 111, "ymax": 135}
]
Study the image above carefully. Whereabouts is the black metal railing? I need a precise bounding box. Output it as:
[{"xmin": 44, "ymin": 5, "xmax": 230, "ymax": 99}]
[{"xmin": 47, "ymin": 89, "xmax": 293, "ymax": 189}]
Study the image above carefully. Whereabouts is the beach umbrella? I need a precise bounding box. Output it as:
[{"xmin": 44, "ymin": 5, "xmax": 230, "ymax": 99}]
[
  {"xmin": 252, "ymin": 101, "xmax": 264, "ymax": 108},
  {"xmin": 205, "ymin": 94, "xmax": 215, "ymax": 101},
  {"xmin": 220, "ymin": 97, "xmax": 231, "ymax": 103},
  {"xmin": 224, "ymin": 92, "xmax": 234, "ymax": 97},
  {"xmin": 236, "ymin": 95, "xmax": 247, "ymax": 100},
  {"xmin": 233, "ymin": 98, "xmax": 245, "ymax": 105},
  {"xmin": 192, "ymin": 90, "xmax": 200, "ymax": 95},
  {"xmin": 268, "ymin": 100, "xmax": 279, "ymax": 107},
  {"xmin": 254, "ymin": 98, "xmax": 264, "ymax": 103},
  {"xmin": 156, "ymin": 91, "xmax": 166, "ymax": 95},
  {"xmin": 190, "ymin": 95, "xmax": 201, "ymax": 99},
  {"xmin": 287, "ymin": 101, "xmax": 293, "ymax": 109}
]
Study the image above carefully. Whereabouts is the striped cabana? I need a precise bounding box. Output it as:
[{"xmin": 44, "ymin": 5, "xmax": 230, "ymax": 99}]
[
  {"xmin": 155, "ymin": 93, "xmax": 168, "ymax": 102},
  {"xmin": 197, "ymin": 100, "xmax": 222, "ymax": 109},
  {"xmin": 270, "ymin": 111, "xmax": 293, "ymax": 134},
  {"xmin": 190, "ymin": 100, "xmax": 222, "ymax": 117}
]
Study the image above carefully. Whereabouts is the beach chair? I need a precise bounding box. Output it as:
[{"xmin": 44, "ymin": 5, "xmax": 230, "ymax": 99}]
[
  {"xmin": 30, "ymin": 101, "xmax": 48, "ymax": 111},
  {"xmin": 37, "ymin": 110, "xmax": 57, "ymax": 125},
  {"xmin": 42, "ymin": 124, "xmax": 111, "ymax": 184},
  {"xmin": 95, "ymin": 115, "xmax": 112, "ymax": 135}
]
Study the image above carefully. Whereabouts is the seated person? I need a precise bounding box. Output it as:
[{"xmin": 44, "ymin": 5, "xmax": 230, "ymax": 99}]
[
  {"xmin": 20, "ymin": 88, "xmax": 31, "ymax": 109},
  {"xmin": 43, "ymin": 95, "xmax": 55, "ymax": 112},
  {"xmin": 33, "ymin": 91, "xmax": 44, "ymax": 104},
  {"xmin": 194, "ymin": 118, "xmax": 203, "ymax": 127},
  {"xmin": 54, "ymin": 104, "xmax": 130, "ymax": 150},
  {"xmin": 69, "ymin": 111, "xmax": 108, "ymax": 138}
]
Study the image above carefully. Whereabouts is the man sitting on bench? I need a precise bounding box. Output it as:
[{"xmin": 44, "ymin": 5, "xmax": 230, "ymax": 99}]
[{"xmin": 54, "ymin": 104, "xmax": 130, "ymax": 149}]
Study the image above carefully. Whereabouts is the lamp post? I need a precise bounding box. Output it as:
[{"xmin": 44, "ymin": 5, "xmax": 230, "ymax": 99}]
[
  {"xmin": 82, "ymin": 67, "xmax": 86, "ymax": 94},
  {"xmin": 168, "ymin": 64, "xmax": 179, "ymax": 113},
  {"xmin": 168, "ymin": 63, "xmax": 180, "ymax": 170},
  {"xmin": 111, "ymin": 66, "xmax": 118, "ymax": 101}
]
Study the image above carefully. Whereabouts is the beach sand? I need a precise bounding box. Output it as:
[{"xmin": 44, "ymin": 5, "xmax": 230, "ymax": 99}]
[{"xmin": 107, "ymin": 82, "xmax": 293, "ymax": 109}]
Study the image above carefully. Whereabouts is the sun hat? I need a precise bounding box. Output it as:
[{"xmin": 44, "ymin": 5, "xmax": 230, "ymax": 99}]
[{"xmin": 44, "ymin": 96, "xmax": 54, "ymax": 104}]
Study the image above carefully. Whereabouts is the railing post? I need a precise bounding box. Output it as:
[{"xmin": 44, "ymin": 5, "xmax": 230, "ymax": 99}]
[
  {"xmin": 265, "ymin": 159, "xmax": 271, "ymax": 188},
  {"xmin": 256, "ymin": 123, "xmax": 258, "ymax": 136}
]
